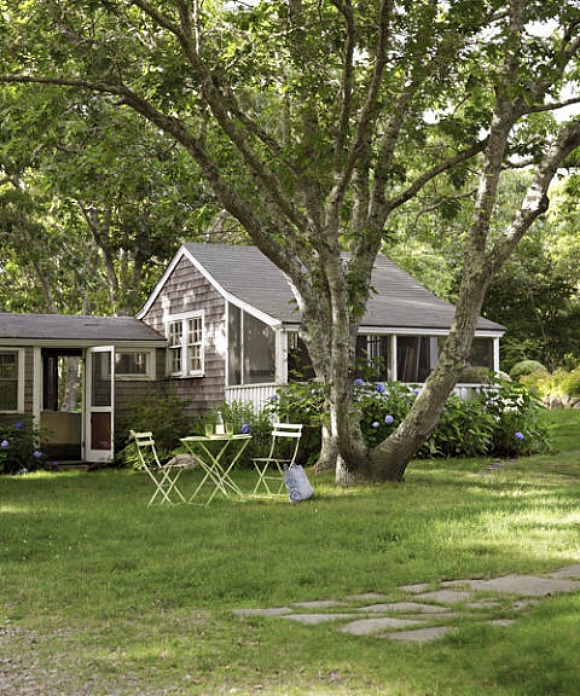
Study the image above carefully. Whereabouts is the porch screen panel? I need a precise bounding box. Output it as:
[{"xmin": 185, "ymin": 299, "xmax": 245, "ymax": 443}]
[
  {"xmin": 355, "ymin": 335, "xmax": 390, "ymax": 381},
  {"xmin": 228, "ymin": 305, "xmax": 241, "ymax": 386},
  {"xmin": 243, "ymin": 313, "xmax": 275, "ymax": 384},
  {"xmin": 469, "ymin": 338, "xmax": 494, "ymax": 369},
  {"xmin": 91, "ymin": 352, "xmax": 112, "ymax": 407},
  {"xmin": 90, "ymin": 352, "xmax": 112, "ymax": 450},
  {"xmin": 0, "ymin": 351, "xmax": 18, "ymax": 410},
  {"xmin": 288, "ymin": 333, "xmax": 315, "ymax": 381},
  {"xmin": 397, "ymin": 336, "xmax": 437, "ymax": 382}
]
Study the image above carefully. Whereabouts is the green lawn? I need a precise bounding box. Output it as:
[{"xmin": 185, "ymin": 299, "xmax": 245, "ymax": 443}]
[{"xmin": 1, "ymin": 410, "xmax": 579, "ymax": 695}]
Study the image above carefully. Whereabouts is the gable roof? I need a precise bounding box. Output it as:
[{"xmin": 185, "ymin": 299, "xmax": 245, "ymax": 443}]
[
  {"xmin": 0, "ymin": 313, "xmax": 166, "ymax": 346},
  {"xmin": 139, "ymin": 242, "xmax": 504, "ymax": 334}
]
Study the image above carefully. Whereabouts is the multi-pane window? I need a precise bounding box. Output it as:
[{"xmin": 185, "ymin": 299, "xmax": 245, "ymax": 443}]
[
  {"xmin": 187, "ymin": 317, "xmax": 203, "ymax": 373},
  {"xmin": 115, "ymin": 351, "xmax": 153, "ymax": 379},
  {"xmin": 167, "ymin": 313, "xmax": 204, "ymax": 377},
  {"xmin": 0, "ymin": 351, "xmax": 20, "ymax": 411},
  {"xmin": 168, "ymin": 321, "xmax": 184, "ymax": 374}
]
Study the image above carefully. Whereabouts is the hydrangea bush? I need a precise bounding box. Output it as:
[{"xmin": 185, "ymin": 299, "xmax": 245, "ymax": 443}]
[
  {"xmin": 0, "ymin": 415, "xmax": 46, "ymax": 475},
  {"xmin": 269, "ymin": 376, "xmax": 551, "ymax": 463}
]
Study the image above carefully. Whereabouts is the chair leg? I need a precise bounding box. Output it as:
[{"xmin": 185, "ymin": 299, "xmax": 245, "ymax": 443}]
[
  {"xmin": 253, "ymin": 461, "xmax": 286, "ymax": 496},
  {"xmin": 253, "ymin": 462, "xmax": 272, "ymax": 495}
]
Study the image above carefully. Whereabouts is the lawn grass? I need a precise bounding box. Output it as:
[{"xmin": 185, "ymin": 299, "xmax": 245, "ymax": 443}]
[{"xmin": 1, "ymin": 409, "xmax": 579, "ymax": 695}]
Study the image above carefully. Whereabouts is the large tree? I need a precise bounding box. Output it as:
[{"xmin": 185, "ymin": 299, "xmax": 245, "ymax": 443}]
[{"xmin": 1, "ymin": 0, "xmax": 578, "ymax": 483}]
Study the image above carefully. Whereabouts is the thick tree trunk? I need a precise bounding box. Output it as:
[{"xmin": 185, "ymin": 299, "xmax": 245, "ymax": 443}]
[
  {"xmin": 312, "ymin": 423, "xmax": 337, "ymax": 472},
  {"xmin": 354, "ymin": 259, "xmax": 492, "ymax": 483}
]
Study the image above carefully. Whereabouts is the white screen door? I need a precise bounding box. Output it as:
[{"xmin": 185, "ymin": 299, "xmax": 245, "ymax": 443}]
[{"xmin": 85, "ymin": 346, "xmax": 115, "ymax": 463}]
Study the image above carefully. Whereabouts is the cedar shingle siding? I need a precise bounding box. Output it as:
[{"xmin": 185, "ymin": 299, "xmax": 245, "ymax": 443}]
[{"xmin": 140, "ymin": 256, "xmax": 226, "ymax": 416}]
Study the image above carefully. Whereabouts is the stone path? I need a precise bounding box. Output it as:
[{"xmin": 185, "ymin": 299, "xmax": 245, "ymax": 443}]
[{"xmin": 233, "ymin": 563, "xmax": 580, "ymax": 643}]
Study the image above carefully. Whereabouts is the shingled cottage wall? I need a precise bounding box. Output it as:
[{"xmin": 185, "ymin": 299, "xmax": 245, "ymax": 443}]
[{"xmin": 139, "ymin": 256, "xmax": 226, "ymax": 417}]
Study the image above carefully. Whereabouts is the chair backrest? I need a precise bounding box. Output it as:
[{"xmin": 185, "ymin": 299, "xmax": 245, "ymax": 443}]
[
  {"xmin": 268, "ymin": 423, "xmax": 303, "ymax": 467},
  {"xmin": 130, "ymin": 430, "xmax": 162, "ymax": 470}
]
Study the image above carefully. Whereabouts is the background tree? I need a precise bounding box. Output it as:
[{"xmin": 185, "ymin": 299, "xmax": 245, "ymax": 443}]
[
  {"xmin": 386, "ymin": 168, "xmax": 580, "ymax": 373},
  {"xmin": 0, "ymin": 0, "xmax": 578, "ymax": 483},
  {"xmin": 0, "ymin": 83, "xmax": 217, "ymax": 314}
]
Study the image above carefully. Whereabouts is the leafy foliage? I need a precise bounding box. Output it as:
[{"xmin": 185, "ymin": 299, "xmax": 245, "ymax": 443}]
[
  {"xmin": 270, "ymin": 378, "xmax": 551, "ymax": 462},
  {"xmin": 0, "ymin": 414, "xmax": 46, "ymax": 474},
  {"xmin": 510, "ymin": 360, "xmax": 548, "ymax": 380},
  {"xmin": 115, "ymin": 384, "xmax": 192, "ymax": 466}
]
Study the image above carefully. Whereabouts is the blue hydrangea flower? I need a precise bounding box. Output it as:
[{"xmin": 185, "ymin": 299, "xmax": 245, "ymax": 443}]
[
  {"xmin": 354, "ymin": 378, "xmax": 365, "ymax": 387},
  {"xmin": 241, "ymin": 423, "xmax": 251, "ymax": 435},
  {"xmin": 384, "ymin": 414, "xmax": 394, "ymax": 425},
  {"xmin": 1, "ymin": 440, "xmax": 9, "ymax": 448},
  {"xmin": 413, "ymin": 387, "xmax": 421, "ymax": 395},
  {"xmin": 33, "ymin": 450, "xmax": 43, "ymax": 459},
  {"xmin": 371, "ymin": 421, "xmax": 380, "ymax": 428},
  {"xmin": 375, "ymin": 382, "xmax": 386, "ymax": 394},
  {"xmin": 515, "ymin": 432, "xmax": 524, "ymax": 441},
  {"xmin": 269, "ymin": 394, "xmax": 278, "ymax": 402},
  {"xmin": 14, "ymin": 421, "xmax": 24, "ymax": 430}
]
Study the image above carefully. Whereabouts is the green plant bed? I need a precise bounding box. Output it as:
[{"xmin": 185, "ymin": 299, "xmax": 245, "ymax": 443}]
[{"xmin": 1, "ymin": 428, "xmax": 579, "ymax": 695}]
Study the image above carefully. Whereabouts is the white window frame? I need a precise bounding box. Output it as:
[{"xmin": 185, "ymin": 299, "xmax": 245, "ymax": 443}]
[
  {"xmin": 0, "ymin": 348, "xmax": 25, "ymax": 412},
  {"xmin": 165, "ymin": 311, "xmax": 205, "ymax": 378},
  {"xmin": 114, "ymin": 349, "xmax": 156, "ymax": 381}
]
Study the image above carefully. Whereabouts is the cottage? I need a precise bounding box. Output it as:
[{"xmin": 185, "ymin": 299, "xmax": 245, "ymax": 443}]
[
  {"xmin": 0, "ymin": 314, "xmax": 166, "ymax": 464},
  {"xmin": 0, "ymin": 242, "xmax": 504, "ymax": 464},
  {"xmin": 137, "ymin": 242, "xmax": 504, "ymax": 408}
]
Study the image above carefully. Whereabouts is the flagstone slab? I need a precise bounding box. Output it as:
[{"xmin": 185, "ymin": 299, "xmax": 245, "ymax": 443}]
[
  {"xmin": 232, "ymin": 607, "xmax": 293, "ymax": 617},
  {"xmin": 341, "ymin": 617, "xmax": 426, "ymax": 636},
  {"xmin": 292, "ymin": 600, "xmax": 348, "ymax": 609},
  {"xmin": 399, "ymin": 583, "xmax": 431, "ymax": 594},
  {"xmin": 282, "ymin": 613, "xmax": 359, "ymax": 625},
  {"xmin": 415, "ymin": 589, "xmax": 472, "ymax": 604},
  {"xmin": 549, "ymin": 564, "xmax": 580, "ymax": 579},
  {"xmin": 383, "ymin": 626, "xmax": 458, "ymax": 643},
  {"xmin": 458, "ymin": 574, "xmax": 580, "ymax": 596},
  {"xmin": 465, "ymin": 600, "xmax": 502, "ymax": 610},
  {"xmin": 347, "ymin": 592, "xmax": 390, "ymax": 601},
  {"xmin": 360, "ymin": 602, "xmax": 448, "ymax": 614},
  {"xmin": 487, "ymin": 619, "xmax": 516, "ymax": 627},
  {"xmin": 398, "ymin": 612, "xmax": 467, "ymax": 621},
  {"xmin": 511, "ymin": 599, "xmax": 541, "ymax": 611}
]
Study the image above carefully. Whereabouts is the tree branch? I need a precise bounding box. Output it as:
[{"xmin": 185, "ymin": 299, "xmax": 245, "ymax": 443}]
[
  {"xmin": 386, "ymin": 139, "xmax": 489, "ymax": 213},
  {"xmin": 132, "ymin": 0, "xmax": 308, "ymax": 236},
  {"xmin": 489, "ymin": 119, "xmax": 580, "ymax": 272}
]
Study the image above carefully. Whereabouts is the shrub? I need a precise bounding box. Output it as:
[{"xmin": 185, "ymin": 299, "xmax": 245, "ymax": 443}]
[
  {"xmin": 268, "ymin": 383, "xmax": 324, "ymax": 467},
  {"xmin": 422, "ymin": 393, "xmax": 496, "ymax": 458},
  {"xmin": 510, "ymin": 360, "xmax": 548, "ymax": 381},
  {"xmin": 116, "ymin": 384, "xmax": 192, "ymax": 467},
  {"xmin": 481, "ymin": 377, "xmax": 551, "ymax": 456},
  {"xmin": 269, "ymin": 377, "xmax": 551, "ymax": 462},
  {"xmin": 0, "ymin": 414, "xmax": 47, "ymax": 475},
  {"xmin": 458, "ymin": 366, "xmax": 494, "ymax": 384},
  {"xmin": 217, "ymin": 401, "xmax": 275, "ymax": 465},
  {"xmin": 561, "ymin": 369, "xmax": 580, "ymax": 398}
]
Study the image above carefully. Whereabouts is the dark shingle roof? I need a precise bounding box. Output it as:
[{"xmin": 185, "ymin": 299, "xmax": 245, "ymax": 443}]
[
  {"xmin": 183, "ymin": 243, "xmax": 504, "ymax": 332},
  {"xmin": 0, "ymin": 313, "xmax": 166, "ymax": 344}
]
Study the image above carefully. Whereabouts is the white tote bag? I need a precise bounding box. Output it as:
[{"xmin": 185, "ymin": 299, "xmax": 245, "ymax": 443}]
[{"xmin": 283, "ymin": 464, "xmax": 314, "ymax": 503}]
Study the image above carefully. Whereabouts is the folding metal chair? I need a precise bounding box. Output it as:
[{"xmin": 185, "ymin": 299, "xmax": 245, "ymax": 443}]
[
  {"xmin": 252, "ymin": 423, "xmax": 303, "ymax": 495},
  {"xmin": 130, "ymin": 430, "xmax": 187, "ymax": 505}
]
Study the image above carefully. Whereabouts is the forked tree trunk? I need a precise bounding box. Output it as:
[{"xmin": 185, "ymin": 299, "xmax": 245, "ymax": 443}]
[{"xmin": 333, "ymin": 259, "xmax": 491, "ymax": 484}]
